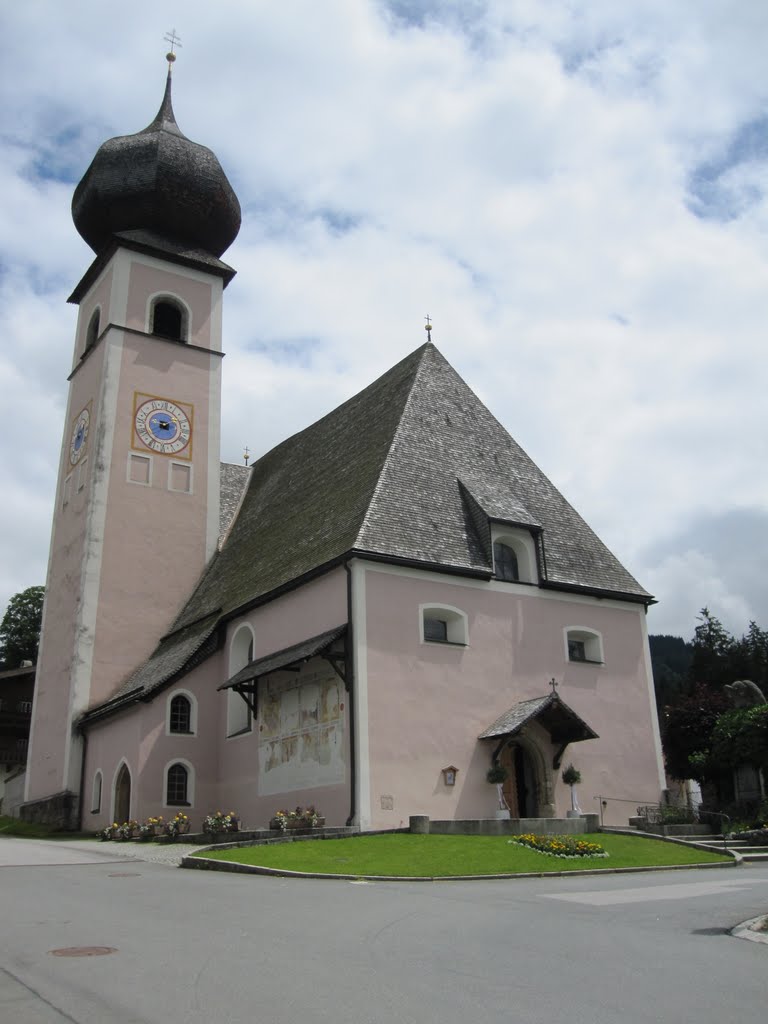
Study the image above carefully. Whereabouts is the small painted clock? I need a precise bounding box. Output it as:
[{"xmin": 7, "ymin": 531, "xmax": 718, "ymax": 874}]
[
  {"xmin": 69, "ymin": 408, "xmax": 90, "ymax": 466},
  {"xmin": 134, "ymin": 397, "xmax": 191, "ymax": 456}
]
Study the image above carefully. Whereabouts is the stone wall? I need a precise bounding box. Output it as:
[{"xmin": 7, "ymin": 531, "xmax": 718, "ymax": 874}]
[{"xmin": 19, "ymin": 790, "xmax": 79, "ymax": 830}]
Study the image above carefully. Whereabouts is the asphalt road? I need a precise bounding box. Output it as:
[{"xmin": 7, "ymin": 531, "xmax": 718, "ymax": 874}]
[{"xmin": 0, "ymin": 839, "xmax": 765, "ymax": 1024}]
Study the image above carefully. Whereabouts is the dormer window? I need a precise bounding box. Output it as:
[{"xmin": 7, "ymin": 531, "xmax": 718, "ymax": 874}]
[
  {"xmin": 151, "ymin": 297, "xmax": 186, "ymax": 341},
  {"xmin": 493, "ymin": 541, "xmax": 519, "ymax": 582}
]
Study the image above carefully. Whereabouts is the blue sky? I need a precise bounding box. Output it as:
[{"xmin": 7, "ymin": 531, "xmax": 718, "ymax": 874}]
[{"xmin": 1, "ymin": 0, "xmax": 767, "ymax": 641}]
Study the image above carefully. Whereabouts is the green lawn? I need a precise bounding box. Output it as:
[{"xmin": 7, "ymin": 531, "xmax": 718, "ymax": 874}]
[{"xmin": 193, "ymin": 832, "xmax": 732, "ymax": 877}]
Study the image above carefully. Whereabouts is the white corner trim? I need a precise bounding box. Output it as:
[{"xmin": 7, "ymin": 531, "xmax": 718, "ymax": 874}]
[
  {"xmin": 351, "ymin": 560, "xmax": 371, "ymax": 830},
  {"xmin": 639, "ymin": 612, "xmax": 667, "ymax": 791}
]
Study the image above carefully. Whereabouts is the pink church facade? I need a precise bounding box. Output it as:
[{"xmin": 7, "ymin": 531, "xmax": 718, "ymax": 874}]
[{"xmin": 23, "ymin": 64, "xmax": 665, "ymax": 834}]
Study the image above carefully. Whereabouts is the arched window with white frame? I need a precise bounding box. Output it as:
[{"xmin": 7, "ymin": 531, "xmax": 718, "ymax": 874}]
[
  {"xmin": 148, "ymin": 294, "xmax": 189, "ymax": 342},
  {"xmin": 491, "ymin": 527, "xmax": 537, "ymax": 584},
  {"xmin": 420, "ymin": 604, "xmax": 469, "ymax": 646},
  {"xmin": 227, "ymin": 623, "xmax": 254, "ymax": 737},
  {"xmin": 167, "ymin": 690, "xmax": 197, "ymax": 735},
  {"xmin": 164, "ymin": 759, "xmax": 194, "ymax": 807},
  {"xmin": 91, "ymin": 770, "xmax": 102, "ymax": 814},
  {"xmin": 85, "ymin": 307, "xmax": 101, "ymax": 353},
  {"xmin": 564, "ymin": 627, "xmax": 604, "ymax": 665}
]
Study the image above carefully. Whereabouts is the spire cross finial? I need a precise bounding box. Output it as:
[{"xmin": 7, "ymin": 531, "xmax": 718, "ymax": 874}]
[
  {"xmin": 243, "ymin": 446, "xmax": 250, "ymax": 467},
  {"xmin": 164, "ymin": 29, "xmax": 183, "ymax": 64},
  {"xmin": 549, "ymin": 677, "xmax": 559, "ymax": 696},
  {"xmin": 424, "ymin": 314, "xmax": 432, "ymax": 337}
]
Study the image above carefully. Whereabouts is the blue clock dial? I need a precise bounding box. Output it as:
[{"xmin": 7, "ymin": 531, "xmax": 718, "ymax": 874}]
[
  {"xmin": 134, "ymin": 398, "xmax": 192, "ymax": 456},
  {"xmin": 69, "ymin": 408, "xmax": 90, "ymax": 466}
]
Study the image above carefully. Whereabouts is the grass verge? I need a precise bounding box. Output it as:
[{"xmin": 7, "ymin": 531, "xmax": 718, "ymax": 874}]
[
  {"xmin": 0, "ymin": 815, "xmax": 92, "ymax": 840},
  {"xmin": 193, "ymin": 832, "xmax": 732, "ymax": 876}
]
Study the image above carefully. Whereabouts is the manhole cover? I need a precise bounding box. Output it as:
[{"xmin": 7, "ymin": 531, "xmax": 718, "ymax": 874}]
[
  {"xmin": 108, "ymin": 872, "xmax": 141, "ymax": 877},
  {"xmin": 49, "ymin": 947, "xmax": 118, "ymax": 957}
]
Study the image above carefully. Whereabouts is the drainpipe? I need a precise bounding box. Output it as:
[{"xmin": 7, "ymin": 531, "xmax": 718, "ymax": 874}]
[{"xmin": 345, "ymin": 561, "xmax": 356, "ymax": 827}]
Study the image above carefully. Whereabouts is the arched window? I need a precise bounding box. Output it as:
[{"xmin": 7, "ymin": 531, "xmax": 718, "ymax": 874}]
[
  {"xmin": 493, "ymin": 541, "xmax": 519, "ymax": 582},
  {"xmin": 85, "ymin": 308, "xmax": 100, "ymax": 352},
  {"xmin": 169, "ymin": 694, "xmax": 192, "ymax": 734},
  {"xmin": 166, "ymin": 762, "xmax": 189, "ymax": 805},
  {"xmin": 420, "ymin": 604, "xmax": 468, "ymax": 646},
  {"xmin": 91, "ymin": 771, "xmax": 102, "ymax": 814},
  {"xmin": 565, "ymin": 628, "xmax": 604, "ymax": 665},
  {"xmin": 227, "ymin": 624, "xmax": 254, "ymax": 737},
  {"xmin": 151, "ymin": 298, "xmax": 186, "ymax": 341}
]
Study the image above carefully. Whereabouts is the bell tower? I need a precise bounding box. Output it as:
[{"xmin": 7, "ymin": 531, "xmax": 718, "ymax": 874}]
[{"xmin": 24, "ymin": 55, "xmax": 240, "ymax": 821}]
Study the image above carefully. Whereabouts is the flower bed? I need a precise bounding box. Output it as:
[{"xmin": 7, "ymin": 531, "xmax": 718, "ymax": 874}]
[
  {"xmin": 510, "ymin": 833, "xmax": 608, "ymax": 859},
  {"xmin": 270, "ymin": 806, "xmax": 323, "ymax": 832},
  {"xmin": 203, "ymin": 810, "xmax": 239, "ymax": 836}
]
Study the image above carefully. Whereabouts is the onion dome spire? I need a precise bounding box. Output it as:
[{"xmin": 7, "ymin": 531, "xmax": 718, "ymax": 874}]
[{"xmin": 72, "ymin": 53, "xmax": 241, "ymax": 259}]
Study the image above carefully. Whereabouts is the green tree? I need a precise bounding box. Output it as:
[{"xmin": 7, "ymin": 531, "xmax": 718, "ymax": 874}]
[
  {"xmin": 661, "ymin": 683, "xmax": 730, "ymax": 781},
  {"xmin": 0, "ymin": 586, "xmax": 45, "ymax": 669}
]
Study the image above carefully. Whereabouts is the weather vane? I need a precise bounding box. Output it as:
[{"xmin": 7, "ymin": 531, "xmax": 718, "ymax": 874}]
[
  {"xmin": 549, "ymin": 677, "xmax": 559, "ymax": 695},
  {"xmin": 243, "ymin": 446, "xmax": 251, "ymax": 467},
  {"xmin": 424, "ymin": 314, "xmax": 432, "ymax": 338},
  {"xmin": 164, "ymin": 28, "xmax": 183, "ymax": 66}
]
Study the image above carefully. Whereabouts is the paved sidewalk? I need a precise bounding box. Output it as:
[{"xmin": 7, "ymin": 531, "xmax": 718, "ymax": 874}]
[{"xmin": 85, "ymin": 839, "xmax": 202, "ymax": 866}]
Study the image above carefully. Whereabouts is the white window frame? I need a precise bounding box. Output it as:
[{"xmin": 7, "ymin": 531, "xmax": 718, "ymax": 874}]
[
  {"xmin": 419, "ymin": 604, "xmax": 469, "ymax": 646},
  {"xmin": 227, "ymin": 622, "xmax": 255, "ymax": 738},
  {"xmin": 564, "ymin": 627, "xmax": 604, "ymax": 665},
  {"xmin": 167, "ymin": 459, "xmax": 194, "ymax": 494},
  {"xmin": 166, "ymin": 689, "xmax": 198, "ymax": 737},
  {"xmin": 146, "ymin": 292, "xmax": 192, "ymax": 343},
  {"xmin": 91, "ymin": 770, "xmax": 103, "ymax": 814},
  {"xmin": 127, "ymin": 452, "xmax": 153, "ymax": 486},
  {"xmin": 491, "ymin": 526, "xmax": 538, "ymax": 584},
  {"xmin": 163, "ymin": 758, "xmax": 195, "ymax": 809}
]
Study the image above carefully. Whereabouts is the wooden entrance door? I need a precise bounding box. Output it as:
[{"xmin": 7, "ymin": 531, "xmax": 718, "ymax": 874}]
[
  {"xmin": 500, "ymin": 743, "xmax": 536, "ymax": 817},
  {"xmin": 114, "ymin": 764, "xmax": 131, "ymax": 823}
]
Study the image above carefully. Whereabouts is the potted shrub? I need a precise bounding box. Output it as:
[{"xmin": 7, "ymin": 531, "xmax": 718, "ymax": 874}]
[
  {"xmin": 487, "ymin": 764, "xmax": 510, "ymax": 819},
  {"xmin": 562, "ymin": 764, "xmax": 582, "ymax": 817}
]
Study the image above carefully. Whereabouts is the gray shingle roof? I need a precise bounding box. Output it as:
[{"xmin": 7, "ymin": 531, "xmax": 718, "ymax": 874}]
[
  {"xmin": 88, "ymin": 342, "xmax": 650, "ymax": 715},
  {"xmin": 219, "ymin": 462, "xmax": 250, "ymax": 542},
  {"xmin": 479, "ymin": 694, "xmax": 598, "ymax": 743},
  {"xmin": 218, "ymin": 625, "xmax": 346, "ymax": 690}
]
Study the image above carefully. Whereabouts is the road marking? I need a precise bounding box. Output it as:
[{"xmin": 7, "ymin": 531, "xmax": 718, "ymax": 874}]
[{"xmin": 543, "ymin": 878, "xmax": 768, "ymax": 906}]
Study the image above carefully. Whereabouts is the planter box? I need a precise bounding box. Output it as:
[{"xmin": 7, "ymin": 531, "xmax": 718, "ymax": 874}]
[{"xmin": 269, "ymin": 817, "xmax": 325, "ymax": 831}]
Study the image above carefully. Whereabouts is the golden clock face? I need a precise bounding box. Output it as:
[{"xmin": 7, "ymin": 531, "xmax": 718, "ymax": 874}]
[
  {"xmin": 69, "ymin": 407, "xmax": 90, "ymax": 465},
  {"xmin": 133, "ymin": 396, "xmax": 192, "ymax": 457}
]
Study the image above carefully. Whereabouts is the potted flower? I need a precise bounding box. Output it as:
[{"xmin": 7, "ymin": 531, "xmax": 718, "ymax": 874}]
[
  {"xmin": 487, "ymin": 764, "xmax": 510, "ymax": 819},
  {"xmin": 269, "ymin": 806, "xmax": 325, "ymax": 831},
  {"xmin": 203, "ymin": 810, "xmax": 240, "ymax": 839},
  {"xmin": 164, "ymin": 812, "xmax": 191, "ymax": 840},
  {"xmin": 562, "ymin": 763, "xmax": 582, "ymax": 817}
]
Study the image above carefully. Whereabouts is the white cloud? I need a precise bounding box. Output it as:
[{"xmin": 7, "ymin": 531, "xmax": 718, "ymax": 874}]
[{"xmin": 0, "ymin": 0, "xmax": 766, "ymax": 641}]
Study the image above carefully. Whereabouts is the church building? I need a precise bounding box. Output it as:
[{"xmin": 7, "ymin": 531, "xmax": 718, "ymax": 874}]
[{"xmin": 23, "ymin": 60, "xmax": 665, "ymax": 832}]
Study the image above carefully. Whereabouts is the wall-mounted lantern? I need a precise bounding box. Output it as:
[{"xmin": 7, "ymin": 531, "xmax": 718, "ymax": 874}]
[{"xmin": 442, "ymin": 765, "xmax": 459, "ymax": 786}]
